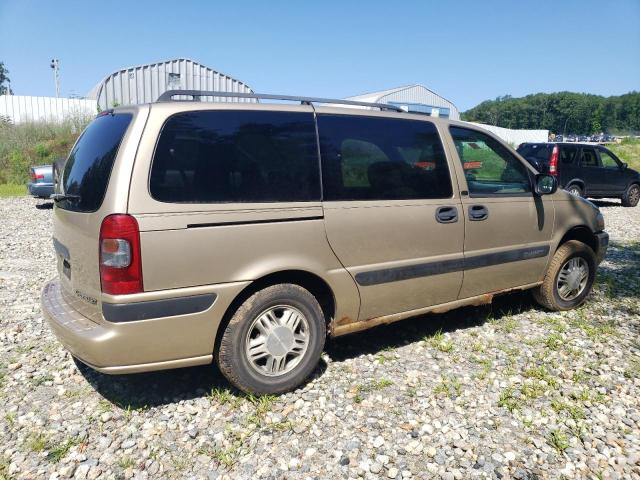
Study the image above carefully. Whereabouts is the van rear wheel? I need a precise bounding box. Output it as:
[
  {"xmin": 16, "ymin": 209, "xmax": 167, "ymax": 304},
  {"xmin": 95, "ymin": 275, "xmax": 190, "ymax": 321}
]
[
  {"xmin": 217, "ymin": 284, "xmax": 326, "ymax": 395},
  {"xmin": 532, "ymin": 240, "xmax": 596, "ymax": 311}
]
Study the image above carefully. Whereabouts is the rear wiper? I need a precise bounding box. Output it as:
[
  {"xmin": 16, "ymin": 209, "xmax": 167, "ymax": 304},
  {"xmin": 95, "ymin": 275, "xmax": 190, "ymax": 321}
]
[{"xmin": 50, "ymin": 193, "xmax": 81, "ymax": 202}]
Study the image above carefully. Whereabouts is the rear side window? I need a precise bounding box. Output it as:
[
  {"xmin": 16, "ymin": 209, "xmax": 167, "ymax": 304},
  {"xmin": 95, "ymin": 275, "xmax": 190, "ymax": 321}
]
[
  {"xmin": 560, "ymin": 145, "xmax": 578, "ymax": 164},
  {"xmin": 60, "ymin": 113, "xmax": 133, "ymax": 212},
  {"xmin": 150, "ymin": 111, "xmax": 320, "ymax": 203},
  {"xmin": 450, "ymin": 127, "xmax": 531, "ymax": 196},
  {"xmin": 580, "ymin": 148, "xmax": 598, "ymax": 167},
  {"xmin": 317, "ymin": 115, "xmax": 452, "ymax": 200}
]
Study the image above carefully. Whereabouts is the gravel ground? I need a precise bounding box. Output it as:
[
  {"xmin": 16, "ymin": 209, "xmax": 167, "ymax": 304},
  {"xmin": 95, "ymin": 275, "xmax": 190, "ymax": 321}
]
[{"xmin": 1, "ymin": 196, "xmax": 639, "ymax": 480}]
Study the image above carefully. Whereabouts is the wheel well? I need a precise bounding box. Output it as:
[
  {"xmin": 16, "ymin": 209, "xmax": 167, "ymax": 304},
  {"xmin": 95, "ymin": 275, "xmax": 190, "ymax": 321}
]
[
  {"xmin": 213, "ymin": 270, "xmax": 336, "ymax": 353},
  {"xmin": 565, "ymin": 180, "xmax": 584, "ymax": 190},
  {"xmin": 558, "ymin": 226, "xmax": 597, "ymax": 253}
]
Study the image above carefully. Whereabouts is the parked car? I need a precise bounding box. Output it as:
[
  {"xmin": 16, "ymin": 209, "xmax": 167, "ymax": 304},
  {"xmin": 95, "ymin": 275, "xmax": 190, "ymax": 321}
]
[
  {"xmin": 42, "ymin": 91, "xmax": 609, "ymax": 394},
  {"xmin": 517, "ymin": 142, "xmax": 640, "ymax": 206},
  {"xmin": 566, "ymin": 134, "xmax": 577, "ymax": 142},
  {"xmin": 555, "ymin": 134, "xmax": 564, "ymax": 142},
  {"xmin": 578, "ymin": 135, "xmax": 590, "ymax": 142},
  {"xmin": 27, "ymin": 164, "xmax": 55, "ymax": 199}
]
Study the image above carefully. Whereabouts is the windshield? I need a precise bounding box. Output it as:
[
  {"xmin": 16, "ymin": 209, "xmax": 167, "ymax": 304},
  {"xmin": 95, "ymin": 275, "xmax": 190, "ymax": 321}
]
[{"xmin": 59, "ymin": 113, "xmax": 132, "ymax": 212}]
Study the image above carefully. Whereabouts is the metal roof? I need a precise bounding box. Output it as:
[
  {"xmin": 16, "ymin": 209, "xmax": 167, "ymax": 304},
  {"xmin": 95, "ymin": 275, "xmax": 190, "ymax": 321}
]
[{"xmin": 86, "ymin": 58, "xmax": 253, "ymax": 110}]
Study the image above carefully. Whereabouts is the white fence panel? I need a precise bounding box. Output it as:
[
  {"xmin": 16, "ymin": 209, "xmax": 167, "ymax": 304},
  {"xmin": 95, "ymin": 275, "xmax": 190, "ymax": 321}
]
[
  {"xmin": 0, "ymin": 95, "xmax": 97, "ymax": 124},
  {"xmin": 468, "ymin": 122, "xmax": 548, "ymax": 146}
]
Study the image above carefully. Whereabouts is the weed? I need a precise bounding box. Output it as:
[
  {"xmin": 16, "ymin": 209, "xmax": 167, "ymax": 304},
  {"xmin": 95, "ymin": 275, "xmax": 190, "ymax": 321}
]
[
  {"xmin": 97, "ymin": 400, "xmax": 112, "ymax": 414},
  {"xmin": 425, "ymin": 330, "xmax": 454, "ymax": 353},
  {"xmin": 208, "ymin": 387, "xmax": 237, "ymax": 405},
  {"xmin": 30, "ymin": 373, "xmax": 54, "ymax": 387},
  {"xmin": 471, "ymin": 342, "xmax": 485, "ymax": 353},
  {"xmin": 544, "ymin": 333, "xmax": 563, "ymax": 350},
  {"xmin": 624, "ymin": 358, "xmax": 640, "ymax": 379},
  {"xmin": 27, "ymin": 433, "xmax": 48, "ymax": 452},
  {"xmin": 4, "ymin": 412, "xmax": 15, "ymax": 427},
  {"xmin": 547, "ymin": 429, "xmax": 569, "ymax": 453},
  {"xmin": 520, "ymin": 383, "xmax": 545, "ymax": 400},
  {"xmin": 523, "ymin": 365, "xmax": 559, "ymax": 388},
  {"xmin": 498, "ymin": 386, "xmax": 521, "ymax": 412},
  {"xmin": 118, "ymin": 456, "xmax": 135, "ymax": 469},
  {"xmin": 47, "ymin": 438, "xmax": 77, "ymax": 463},
  {"xmin": 434, "ymin": 376, "xmax": 462, "ymax": 397}
]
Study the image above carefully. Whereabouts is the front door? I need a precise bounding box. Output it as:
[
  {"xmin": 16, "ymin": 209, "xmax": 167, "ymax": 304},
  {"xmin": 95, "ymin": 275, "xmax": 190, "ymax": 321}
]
[
  {"xmin": 317, "ymin": 112, "xmax": 464, "ymax": 320},
  {"xmin": 597, "ymin": 148, "xmax": 626, "ymax": 196},
  {"xmin": 447, "ymin": 126, "xmax": 554, "ymax": 299}
]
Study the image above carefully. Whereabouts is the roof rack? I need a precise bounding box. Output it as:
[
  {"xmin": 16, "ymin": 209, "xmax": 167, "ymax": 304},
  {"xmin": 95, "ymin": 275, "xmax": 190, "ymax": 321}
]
[{"xmin": 156, "ymin": 90, "xmax": 405, "ymax": 112}]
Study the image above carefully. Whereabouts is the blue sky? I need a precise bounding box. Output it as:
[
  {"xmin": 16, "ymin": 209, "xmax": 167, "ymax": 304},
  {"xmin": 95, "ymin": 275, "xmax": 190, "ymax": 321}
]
[{"xmin": 0, "ymin": 0, "xmax": 638, "ymax": 111}]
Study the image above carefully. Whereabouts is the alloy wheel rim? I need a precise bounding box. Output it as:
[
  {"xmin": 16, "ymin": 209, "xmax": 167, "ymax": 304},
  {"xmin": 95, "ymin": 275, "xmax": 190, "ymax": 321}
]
[
  {"xmin": 630, "ymin": 186, "xmax": 640, "ymax": 204},
  {"xmin": 245, "ymin": 305, "xmax": 310, "ymax": 377},
  {"xmin": 569, "ymin": 187, "xmax": 580, "ymax": 196},
  {"xmin": 556, "ymin": 257, "xmax": 589, "ymax": 301}
]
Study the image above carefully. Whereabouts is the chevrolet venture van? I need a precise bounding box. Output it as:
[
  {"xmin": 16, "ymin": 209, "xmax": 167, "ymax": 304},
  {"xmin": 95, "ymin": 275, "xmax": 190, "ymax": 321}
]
[{"xmin": 42, "ymin": 91, "xmax": 609, "ymax": 394}]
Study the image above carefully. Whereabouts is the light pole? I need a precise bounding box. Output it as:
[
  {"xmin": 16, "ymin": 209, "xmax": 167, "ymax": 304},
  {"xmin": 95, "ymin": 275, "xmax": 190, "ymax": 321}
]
[
  {"xmin": 563, "ymin": 115, "xmax": 573, "ymax": 135},
  {"xmin": 50, "ymin": 59, "xmax": 60, "ymax": 98}
]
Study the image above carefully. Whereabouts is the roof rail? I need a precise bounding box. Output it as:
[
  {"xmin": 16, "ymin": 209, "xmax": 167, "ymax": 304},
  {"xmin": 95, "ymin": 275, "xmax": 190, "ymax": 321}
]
[{"xmin": 156, "ymin": 90, "xmax": 405, "ymax": 112}]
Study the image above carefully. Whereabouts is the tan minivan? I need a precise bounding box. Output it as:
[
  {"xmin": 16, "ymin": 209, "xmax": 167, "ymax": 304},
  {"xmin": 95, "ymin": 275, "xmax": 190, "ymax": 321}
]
[{"xmin": 42, "ymin": 91, "xmax": 609, "ymax": 394}]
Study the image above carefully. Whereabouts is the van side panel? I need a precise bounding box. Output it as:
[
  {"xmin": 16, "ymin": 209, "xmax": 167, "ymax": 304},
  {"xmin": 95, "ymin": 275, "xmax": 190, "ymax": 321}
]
[{"xmin": 126, "ymin": 103, "xmax": 361, "ymax": 327}]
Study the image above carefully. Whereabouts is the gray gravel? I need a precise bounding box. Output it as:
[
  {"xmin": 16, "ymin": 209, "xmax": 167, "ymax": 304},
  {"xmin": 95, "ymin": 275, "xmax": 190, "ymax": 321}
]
[{"xmin": 1, "ymin": 196, "xmax": 639, "ymax": 480}]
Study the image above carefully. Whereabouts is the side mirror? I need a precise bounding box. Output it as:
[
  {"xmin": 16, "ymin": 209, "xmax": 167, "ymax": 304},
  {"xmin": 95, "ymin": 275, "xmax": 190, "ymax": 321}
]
[{"xmin": 535, "ymin": 174, "xmax": 557, "ymax": 195}]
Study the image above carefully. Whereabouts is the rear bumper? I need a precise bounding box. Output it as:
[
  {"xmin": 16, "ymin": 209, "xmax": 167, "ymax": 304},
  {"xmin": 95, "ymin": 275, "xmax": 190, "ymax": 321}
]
[
  {"xmin": 595, "ymin": 231, "xmax": 609, "ymax": 264},
  {"xmin": 27, "ymin": 182, "xmax": 54, "ymax": 199},
  {"xmin": 41, "ymin": 277, "xmax": 248, "ymax": 374}
]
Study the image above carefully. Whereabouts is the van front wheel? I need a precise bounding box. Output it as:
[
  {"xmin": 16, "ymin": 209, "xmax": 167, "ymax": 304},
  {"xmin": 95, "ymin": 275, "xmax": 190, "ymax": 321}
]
[
  {"xmin": 532, "ymin": 240, "xmax": 596, "ymax": 311},
  {"xmin": 217, "ymin": 284, "xmax": 326, "ymax": 395}
]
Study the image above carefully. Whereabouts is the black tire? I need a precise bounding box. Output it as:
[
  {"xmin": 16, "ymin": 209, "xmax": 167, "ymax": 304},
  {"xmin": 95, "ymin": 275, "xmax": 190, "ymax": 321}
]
[
  {"xmin": 532, "ymin": 240, "xmax": 596, "ymax": 311},
  {"xmin": 217, "ymin": 284, "xmax": 326, "ymax": 395},
  {"xmin": 566, "ymin": 184, "xmax": 583, "ymax": 198},
  {"xmin": 621, "ymin": 183, "xmax": 640, "ymax": 207}
]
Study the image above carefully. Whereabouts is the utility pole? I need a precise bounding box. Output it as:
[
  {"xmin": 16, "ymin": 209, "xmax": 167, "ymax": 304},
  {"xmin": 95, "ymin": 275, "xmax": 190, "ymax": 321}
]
[{"xmin": 50, "ymin": 59, "xmax": 60, "ymax": 97}]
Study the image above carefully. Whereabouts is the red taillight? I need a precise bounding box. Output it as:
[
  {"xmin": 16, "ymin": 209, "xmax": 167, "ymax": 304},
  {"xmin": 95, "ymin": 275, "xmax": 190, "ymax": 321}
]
[
  {"xmin": 99, "ymin": 214, "xmax": 143, "ymax": 295},
  {"xmin": 549, "ymin": 145, "xmax": 559, "ymax": 176},
  {"xmin": 31, "ymin": 171, "xmax": 44, "ymax": 181}
]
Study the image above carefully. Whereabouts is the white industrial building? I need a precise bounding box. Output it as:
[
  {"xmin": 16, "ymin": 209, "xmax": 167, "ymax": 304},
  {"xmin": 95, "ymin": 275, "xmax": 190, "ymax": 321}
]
[
  {"xmin": 86, "ymin": 58, "xmax": 254, "ymax": 110},
  {"xmin": 345, "ymin": 84, "xmax": 460, "ymax": 120}
]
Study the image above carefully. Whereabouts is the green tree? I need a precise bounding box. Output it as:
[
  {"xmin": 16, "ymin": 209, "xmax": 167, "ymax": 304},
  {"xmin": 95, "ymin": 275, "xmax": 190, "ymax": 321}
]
[
  {"xmin": 0, "ymin": 62, "xmax": 13, "ymax": 95},
  {"xmin": 462, "ymin": 91, "xmax": 640, "ymax": 135}
]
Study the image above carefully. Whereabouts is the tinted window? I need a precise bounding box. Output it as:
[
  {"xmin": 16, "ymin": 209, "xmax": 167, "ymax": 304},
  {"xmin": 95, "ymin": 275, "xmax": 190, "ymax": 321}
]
[
  {"xmin": 517, "ymin": 144, "xmax": 553, "ymax": 164},
  {"xmin": 580, "ymin": 148, "xmax": 598, "ymax": 167},
  {"xmin": 560, "ymin": 145, "xmax": 578, "ymax": 164},
  {"xmin": 599, "ymin": 149, "xmax": 619, "ymax": 169},
  {"xmin": 150, "ymin": 111, "xmax": 320, "ymax": 203},
  {"xmin": 60, "ymin": 113, "xmax": 132, "ymax": 212},
  {"xmin": 318, "ymin": 115, "xmax": 452, "ymax": 200},
  {"xmin": 450, "ymin": 127, "xmax": 531, "ymax": 195}
]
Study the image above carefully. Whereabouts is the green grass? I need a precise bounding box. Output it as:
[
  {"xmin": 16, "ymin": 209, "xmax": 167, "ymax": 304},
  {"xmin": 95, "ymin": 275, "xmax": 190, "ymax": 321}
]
[
  {"xmin": 0, "ymin": 183, "xmax": 26, "ymax": 197},
  {"xmin": 609, "ymin": 138, "xmax": 640, "ymax": 171},
  {"xmin": 425, "ymin": 329, "xmax": 454, "ymax": 353},
  {"xmin": 547, "ymin": 429, "xmax": 570, "ymax": 453},
  {"xmin": 0, "ymin": 118, "xmax": 89, "ymax": 185}
]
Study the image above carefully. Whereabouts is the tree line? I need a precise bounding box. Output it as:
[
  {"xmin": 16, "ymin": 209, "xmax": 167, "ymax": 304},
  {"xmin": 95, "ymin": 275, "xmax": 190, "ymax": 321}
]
[{"xmin": 462, "ymin": 91, "xmax": 640, "ymax": 135}]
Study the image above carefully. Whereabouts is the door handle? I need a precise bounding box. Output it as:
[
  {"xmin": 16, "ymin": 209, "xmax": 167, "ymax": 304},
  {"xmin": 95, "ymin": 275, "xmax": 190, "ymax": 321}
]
[
  {"xmin": 436, "ymin": 206, "xmax": 458, "ymax": 224},
  {"xmin": 469, "ymin": 205, "xmax": 489, "ymax": 221}
]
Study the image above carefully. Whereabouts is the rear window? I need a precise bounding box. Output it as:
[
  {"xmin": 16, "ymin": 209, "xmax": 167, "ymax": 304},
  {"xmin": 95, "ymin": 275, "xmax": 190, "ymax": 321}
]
[
  {"xmin": 150, "ymin": 111, "xmax": 320, "ymax": 203},
  {"xmin": 59, "ymin": 113, "xmax": 133, "ymax": 212},
  {"xmin": 517, "ymin": 144, "xmax": 553, "ymax": 164}
]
